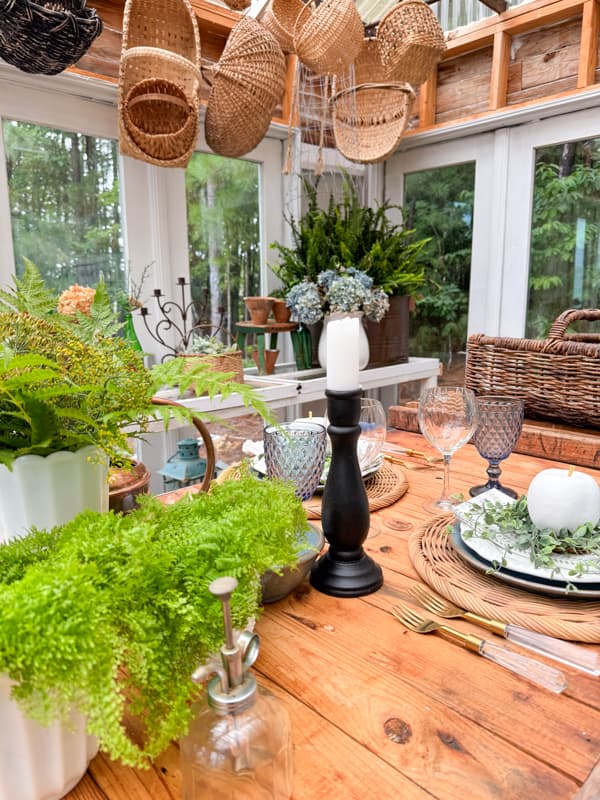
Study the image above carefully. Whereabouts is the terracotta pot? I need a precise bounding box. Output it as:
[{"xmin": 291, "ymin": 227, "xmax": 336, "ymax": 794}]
[
  {"xmin": 271, "ymin": 298, "xmax": 292, "ymax": 323},
  {"xmin": 244, "ymin": 296, "xmax": 274, "ymax": 325},
  {"xmin": 109, "ymin": 460, "xmax": 151, "ymax": 514},
  {"xmin": 365, "ymin": 294, "xmax": 410, "ymax": 367},
  {"xmin": 251, "ymin": 348, "xmax": 279, "ymax": 375}
]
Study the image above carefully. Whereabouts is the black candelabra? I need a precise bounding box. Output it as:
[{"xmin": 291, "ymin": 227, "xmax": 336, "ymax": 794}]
[
  {"xmin": 310, "ymin": 388, "xmax": 383, "ymax": 597},
  {"xmin": 139, "ymin": 278, "xmax": 224, "ymax": 361}
]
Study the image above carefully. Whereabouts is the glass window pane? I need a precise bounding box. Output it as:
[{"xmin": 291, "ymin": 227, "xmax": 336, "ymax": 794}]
[
  {"xmin": 185, "ymin": 152, "xmax": 261, "ymax": 331},
  {"xmin": 404, "ymin": 162, "xmax": 475, "ymax": 385},
  {"xmin": 3, "ymin": 119, "xmax": 125, "ymax": 297},
  {"xmin": 527, "ymin": 138, "xmax": 600, "ymax": 338}
]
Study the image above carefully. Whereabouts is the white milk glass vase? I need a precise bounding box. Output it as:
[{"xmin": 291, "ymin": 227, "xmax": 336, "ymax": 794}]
[
  {"xmin": 318, "ymin": 312, "xmax": 369, "ymax": 371},
  {"xmin": 0, "ymin": 675, "xmax": 98, "ymax": 800},
  {"xmin": 0, "ymin": 445, "xmax": 108, "ymax": 544}
]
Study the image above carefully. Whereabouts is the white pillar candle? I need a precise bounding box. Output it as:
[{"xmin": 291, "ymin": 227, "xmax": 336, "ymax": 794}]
[{"xmin": 326, "ymin": 316, "xmax": 360, "ymax": 391}]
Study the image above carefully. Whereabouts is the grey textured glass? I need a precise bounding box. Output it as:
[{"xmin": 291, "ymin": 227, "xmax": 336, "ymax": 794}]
[{"xmin": 263, "ymin": 422, "xmax": 327, "ymax": 501}]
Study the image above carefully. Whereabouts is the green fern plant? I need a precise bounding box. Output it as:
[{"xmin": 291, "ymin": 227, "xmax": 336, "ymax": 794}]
[
  {"xmin": 270, "ymin": 178, "xmax": 429, "ymax": 297},
  {"xmin": 0, "ymin": 264, "xmax": 273, "ymax": 468},
  {"xmin": 0, "ymin": 473, "xmax": 308, "ymax": 766}
]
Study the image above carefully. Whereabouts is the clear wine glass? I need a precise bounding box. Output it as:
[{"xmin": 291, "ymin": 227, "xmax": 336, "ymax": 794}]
[
  {"xmin": 357, "ymin": 397, "xmax": 387, "ymax": 472},
  {"xmin": 418, "ymin": 386, "xmax": 478, "ymax": 514},
  {"xmin": 470, "ymin": 396, "xmax": 524, "ymax": 498}
]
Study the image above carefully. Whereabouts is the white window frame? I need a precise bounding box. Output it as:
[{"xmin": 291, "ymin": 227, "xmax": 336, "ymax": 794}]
[
  {"xmin": 0, "ymin": 64, "xmax": 287, "ymax": 359},
  {"xmin": 385, "ymin": 100, "xmax": 600, "ymax": 340}
]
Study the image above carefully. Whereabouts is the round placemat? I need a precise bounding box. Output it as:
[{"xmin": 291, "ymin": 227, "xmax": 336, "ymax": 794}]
[
  {"xmin": 303, "ymin": 462, "xmax": 408, "ymax": 520},
  {"xmin": 409, "ymin": 516, "xmax": 600, "ymax": 643}
]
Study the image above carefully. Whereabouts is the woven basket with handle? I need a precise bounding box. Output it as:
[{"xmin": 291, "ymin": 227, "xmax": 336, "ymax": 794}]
[
  {"xmin": 294, "ymin": 0, "xmax": 363, "ymax": 76},
  {"xmin": 260, "ymin": 0, "xmax": 306, "ymax": 53},
  {"xmin": 0, "ymin": 0, "xmax": 102, "ymax": 75},
  {"xmin": 204, "ymin": 17, "xmax": 286, "ymax": 159},
  {"xmin": 118, "ymin": 0, "xmax": 200, "ymax": 168},
  {"xmin": 377, "ymin": 0, "xmax": 446, "ymax": 87},
  {"xmin": 465, "ymin": 308, "xmax": 600, "ymax": 429},
  {"xmin": 331, "ymin": 38, "xmax": 415, "ymax": 164}
]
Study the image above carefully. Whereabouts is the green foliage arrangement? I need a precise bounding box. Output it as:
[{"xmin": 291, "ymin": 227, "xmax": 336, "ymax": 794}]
[
  {"xmin": 0, "ymin": 473, "xmax": 308, "ymax": 766},
  {"xmin": 185, "ymin": 333, "xmax": 239, "ymax": 356},
  {"xmin": 460, "ymin": 495, "xmax": 600, "ymax": 578},
  {"xmin": 270, "ymin": 179, "xmax": 428, "ymax": 298},
  {"xmin": 0, "ymin": 262, "xmax": 272, "ymax": 469}
]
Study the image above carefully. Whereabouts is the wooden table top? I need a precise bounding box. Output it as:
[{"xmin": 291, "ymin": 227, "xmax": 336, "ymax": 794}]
[{"xmin": 68, "ymin": 431, "xmax": 600, "ymax": 800}]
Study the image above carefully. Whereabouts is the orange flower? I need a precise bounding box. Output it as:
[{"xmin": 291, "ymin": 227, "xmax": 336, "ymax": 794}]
[{"xmin": 57, "ymin": 284, "xmax": 96, "ymax": 315}]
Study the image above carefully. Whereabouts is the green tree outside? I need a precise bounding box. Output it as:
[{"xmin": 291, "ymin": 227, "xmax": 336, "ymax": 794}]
[{"xmin": 3, "ymin": 119, "xmax": 125, "ymax": 297}]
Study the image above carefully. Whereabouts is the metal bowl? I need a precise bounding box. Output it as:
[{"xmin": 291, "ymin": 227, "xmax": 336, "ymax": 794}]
[{"xmin": 261, "ymin": 524, "xmax": 324, "ymax": 603}]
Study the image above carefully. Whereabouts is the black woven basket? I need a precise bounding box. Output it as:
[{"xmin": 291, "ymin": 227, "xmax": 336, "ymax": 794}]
[{"xmin": 0, "ymin": 0, "xmax": 103, "ymax": 76}]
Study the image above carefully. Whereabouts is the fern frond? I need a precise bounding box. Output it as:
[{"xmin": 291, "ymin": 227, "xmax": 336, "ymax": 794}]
[{"xmin": 0, "ymin": 259, "xmax": 57, "ymax": 316}]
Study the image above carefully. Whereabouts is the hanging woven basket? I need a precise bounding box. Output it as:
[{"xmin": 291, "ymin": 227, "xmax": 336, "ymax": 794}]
[
  {"xmin": 332, "ymin": 81, "xmax": 415, "ymax": 164},
  {"xmin": 222, "ymin": 0, "xmax": 251, "ymax": 9},
  {"xmin": 331, "ymin": 37, "xmax": 415, "ymax": 164},
  {"xmin": 260, "ymin": 0, "xmax": 306, "ymax": 54},
  {"xmin": 204, "ymin": 17, "xmax": 286, "ymax": 159},
  {"xmin": 294, "ymin": 0, "xmax": 363, "ymax": 76},
  {"xmin": 377, "ymin": 0, "xmax": 446, "ymax": 87},
  {"xmin": 118, "ymin": 0, "xmax": 201, "ymax": 168},
  {"xmin": 0, "ymin": 0, "xmax": 102, "ymax": 76}
]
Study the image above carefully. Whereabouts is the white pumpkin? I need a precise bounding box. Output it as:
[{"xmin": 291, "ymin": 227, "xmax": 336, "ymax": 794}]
[{"xmin": 527, "ymin": 467, "xmax": 600, "ymax": 532}]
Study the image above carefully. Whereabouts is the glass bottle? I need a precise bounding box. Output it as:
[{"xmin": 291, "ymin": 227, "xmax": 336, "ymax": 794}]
[{"xmin": 180, "ymin": 577, "xmax": 293, "ymax": 800}]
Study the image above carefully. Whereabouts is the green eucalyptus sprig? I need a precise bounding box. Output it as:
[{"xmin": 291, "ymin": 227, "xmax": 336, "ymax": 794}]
[{"xmin": 461, "ymin": 495, "xmax": 600, "ymax": 577}]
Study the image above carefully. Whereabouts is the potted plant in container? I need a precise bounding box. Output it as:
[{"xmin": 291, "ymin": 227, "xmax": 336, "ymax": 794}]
[
  {"xmin": 285, "ymin": 265, "xmax": 389, "ymax": 370},
  {"xmin": 0, "ymin": 471, "xmax": 308, "ymax": 800},
  {"xmin": 0, "ymin": 261, "xmax": 271, "ymax": 541},
  {"xmin": 270, "ymin": 178, "xmax": 429, "ymax": 367}
]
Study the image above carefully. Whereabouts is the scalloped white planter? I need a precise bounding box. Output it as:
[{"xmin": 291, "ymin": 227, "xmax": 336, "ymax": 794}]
[
  {"xmin": 0, "ymin": 675, "xmax": 98, "ymax": 800},
  {"xmin": 0, "ymin": 446, "xmax": 108, "ymax": 544}
]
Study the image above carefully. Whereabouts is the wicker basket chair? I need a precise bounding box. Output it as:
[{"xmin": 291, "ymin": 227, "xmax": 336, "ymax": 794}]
[
  {"xmin": 118, "ymin": 0, "xmax": 201, "ymax": 168},
  {"xmin": 204, "ymin": 17, "xmax": 286, "ymax": 159},
  {"xmin": 260, "ymin": 0, "xmax": 306, "ymax": 53},
  {"xmin": 331, "ymin": 38, "xmax": 415, "ymax": 164},
  {"xmin": 294, "ymin": 0, "xmax": 363, "ymax": 76},
  {"xmin": 0, "ymin": 0, "xmax": 102, "ymax": 75},
  {"xmin": 377, "ymin": 0, "xmax": 446, "ymax": 87},
  {"xmin": 465, "ymin": 308, "xmax": 600, "ymax": 429}
]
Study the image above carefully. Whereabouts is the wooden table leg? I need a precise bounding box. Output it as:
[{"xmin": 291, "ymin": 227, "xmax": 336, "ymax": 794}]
[{"xmin": 256, "ymin": 332, "xmax": 266, "ymax": 374}]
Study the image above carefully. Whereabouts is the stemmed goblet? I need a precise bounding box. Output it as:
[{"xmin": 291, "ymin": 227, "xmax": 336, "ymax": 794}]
[
  {"xmin": 418, "ymin": 386, "xmax": 478, "ymax": 514},
  {"xmin": 470, "ymin": 396, "xmax": 524, "ymax": 498}
]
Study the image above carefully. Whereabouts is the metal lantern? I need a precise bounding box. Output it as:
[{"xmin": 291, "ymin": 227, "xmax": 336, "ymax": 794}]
[{"xmin": 159, "ymin": 438, "xmax": 207, "ymax": 492}]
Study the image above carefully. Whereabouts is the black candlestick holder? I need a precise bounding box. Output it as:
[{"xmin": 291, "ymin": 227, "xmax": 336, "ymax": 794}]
[{"xmin": 310, "ymin": 389, "xmax": 383, "ymax": 598}]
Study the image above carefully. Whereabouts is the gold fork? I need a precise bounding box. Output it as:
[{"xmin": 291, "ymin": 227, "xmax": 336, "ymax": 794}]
[
  {"xmin": 410, "ymin": 585, "xmax": 600, "ymax": 676},
  {"xmin": 391, "ymin": 604, "xmax": 567, "ymax": 693}
]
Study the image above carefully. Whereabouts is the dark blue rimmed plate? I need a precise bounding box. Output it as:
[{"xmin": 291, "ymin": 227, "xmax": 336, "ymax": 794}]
[{"xmin": 450, "ymin": 524, "xmax": 600, "ymax": 599}]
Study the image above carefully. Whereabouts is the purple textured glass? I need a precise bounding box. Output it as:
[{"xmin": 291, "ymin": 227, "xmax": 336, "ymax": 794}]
[{"xmin": 470, "ymin": 396, "xmax": 524, "ymax": 498}]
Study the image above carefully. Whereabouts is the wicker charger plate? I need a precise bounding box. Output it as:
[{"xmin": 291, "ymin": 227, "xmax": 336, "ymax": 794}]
[
  {"xmin": 303, "ymin": 462, "xmax": 408, "ymax": 520},
  {"xmin": 409, "ymin": 516, "xmax": 600, "ymax": 643}
]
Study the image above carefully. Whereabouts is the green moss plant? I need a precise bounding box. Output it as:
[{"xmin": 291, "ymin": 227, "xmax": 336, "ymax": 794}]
[{"xmin": 0, "ymin": 472, "xmax": 308, "ymax": 766}]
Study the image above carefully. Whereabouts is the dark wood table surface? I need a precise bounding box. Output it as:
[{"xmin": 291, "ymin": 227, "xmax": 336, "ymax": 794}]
[{"xmin": 68, "ymin": 431, "xmax": 600, "ymax": 800}]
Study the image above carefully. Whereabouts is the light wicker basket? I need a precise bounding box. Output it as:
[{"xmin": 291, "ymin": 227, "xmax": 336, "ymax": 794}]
[
  {"xmin": 179, "ymin": 351, "xmax": 245, "ymax": 396},
  {"xmin": 118, "ymin": 0, "xmax": 201, "ymax": 168},
  {"xmin": 294, "ymin": 0, "xmax": 363, "ymax": 76},
  {"xmin": 260, "ymin": 0, "xmax": 306, "ymax": 53},
  {"xmin": 465, "ymin": 309, "xmax": 600, "ymax": 429},
  {"xmin": 331, "ymin": 39, "xmax": 414, "ymax": 164},
  {"xmin": 222, "ymin": 0, "xmax": 251, "ymax": 9},
  {"xmin": 204, "ymin": 17, "xmax": 286, "ymax": 159},
  {"xmin": 123, "ymin": 77, "xmax": 198, "ymax": 162},
  {"xmin": 377, "ymin": 0, "xmax": 446, "ymax": 87}
]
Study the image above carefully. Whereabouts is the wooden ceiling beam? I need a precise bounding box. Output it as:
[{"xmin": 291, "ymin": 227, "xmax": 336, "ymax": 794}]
[{"xmin": 479, "ymin": 0, "xmax": 508, "ymax": 12}]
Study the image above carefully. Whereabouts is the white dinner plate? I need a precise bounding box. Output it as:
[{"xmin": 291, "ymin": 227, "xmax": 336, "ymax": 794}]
[{"xmin": 453, "ymin": 489, "xmax": 600, "ymax": 584}]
